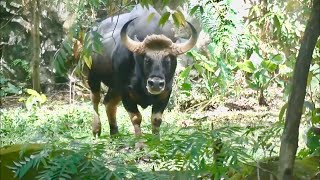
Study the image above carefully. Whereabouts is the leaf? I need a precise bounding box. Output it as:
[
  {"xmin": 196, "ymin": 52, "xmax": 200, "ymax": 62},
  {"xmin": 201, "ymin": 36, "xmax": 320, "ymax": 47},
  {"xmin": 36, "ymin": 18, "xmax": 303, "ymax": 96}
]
[
  {"xmin": 179, "ymin": 66, "xmax": 192, "ymax": 80},
  {"xmin": 39, "ymin": 94, "xmax": 47, "ymax": 104},
  {"xmin": 147, "ymin": 12, "xmax": 155, "ymax": 23},
  {"xmin": 190, "ymin": 5, "xmax": 200, "ymax": 15},
  {"xmin": 199, "ymin": 6, "xmax": 204, "ymax": 14},
  {"xmin": 279, "ymin": 103, "xmax": 288, "ymax": 122},
  {"xmin": 273, "ymin": 15, "xmax": 281, "ymax": 37},
  {"xmin": 201, "ymin": 61, "xmax": 216, "ymax": 72},
  {"xmin": 304, "ymin": 101, "xmax": 315, "ymax": 111},
  {"xmin": 194, "ymin": 64, "xmax": 203, "ymax": 74},
  {"xmin": 181, "ymin": 82, "xmax": 191, "ymax": 91},
  {"xmin": 63, "ymin": 41, "xmax": 73, "ymax": 54},
  {"xmin": 83, "ymin": 55, "xmax": 92, "ymax": 69},
  {"xmin": 59, "ymin": 48, "xmax": 67, "ymax": 60},
  {"xmin": 261, "ymin": 60, "xmax": 277, "ymax": 72},
  {"xmin": 311, "ymin": 108, "xmax": 320, "ymax": 124},
  {"xmin": 247, "ymin": 80, "xmax": 259, "ymax": 90},
  {"xmin": 14, "ymin": 161, "xmax": 21, "ymax": 167},
  {"xmin": 26, "ymin": 89, "xmax": 39, "ymax": 96},
  {"xmin": 172, "ymin": 10, "xmax": 186, "ymax": 27},
  {"xmin": 271, "ymin": 53, "xmax": 285, "ymax": 65},
  {"xmin": 236, "ymin": 60, "xmax": 256, "ymax": 73},
  {"xmin": 306, "ymin": 129, "xmax": 320, "ymax": 152},
  {"xmin": 162, "ymin": 0, "xmax": 169, "ymax": 7},
  {"xmin": 54, "ymin": 53, "xmax": 67, "ymax": 75},
  {"xmin": 159, "ymin": 12, "xmax": 170, "ymax": 27}
]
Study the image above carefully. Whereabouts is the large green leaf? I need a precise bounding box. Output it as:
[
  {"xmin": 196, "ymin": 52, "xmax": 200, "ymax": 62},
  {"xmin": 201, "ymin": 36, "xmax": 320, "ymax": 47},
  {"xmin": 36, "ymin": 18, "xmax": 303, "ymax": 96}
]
[
  {"xmin": 179, "ymin": 66, "xmax": 192, "ymax": 80},
  {"xmin": 83, "ymin": 55, "xmax": 92, "ymax": 69},
  {"xmin": 26, "ymin": 89, "xmax": 40, "ymax": 97},
  {"xmin": 159, "ymin": 12, "xmax": 170, "ymax": 27},
  {"xmin": 201, "ymin": 61, "xmax": 216, "ymax": 72},
  {"xmin": 236, "ymin": 60, "xmax": 256, "ymax": 73},
  {"xmin": 172, "ymin": 10, "xmax": 186, "ymax": 27},
  {"xmin": 271, "ymin": 53, "xmax": 286, "ymax": 65},
  {"xmin": 306, "ymin": 129, "xmax": 320, "ymax": 152},
  {"xmin": 147, "ymin": 12, "xmax": 155, "ymax": 23},
  {"xmin": 261, "ymin": 60, "xmax": 277, "ymax": 72},
  {"xmin": 190, "ymin": 5, "xmax": 200, "ymax": 15}
]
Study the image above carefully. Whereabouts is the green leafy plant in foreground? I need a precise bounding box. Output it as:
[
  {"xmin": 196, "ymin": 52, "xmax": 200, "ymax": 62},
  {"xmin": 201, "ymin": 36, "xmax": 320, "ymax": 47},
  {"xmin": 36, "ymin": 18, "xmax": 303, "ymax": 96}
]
[{"xmin": 7, "ymin": 124, "xmax": 286, "ymax": 180}]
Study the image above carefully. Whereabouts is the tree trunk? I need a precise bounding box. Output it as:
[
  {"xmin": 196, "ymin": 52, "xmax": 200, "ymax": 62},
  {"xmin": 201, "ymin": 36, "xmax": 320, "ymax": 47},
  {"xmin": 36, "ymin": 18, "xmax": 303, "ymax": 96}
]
[
  {"xmin": 31, "ymin": 0, "xmax": 41, "ymax": 92},
  {"xmin": 278, "ymin": 0, "xmax": 320, "ymax": 179}
]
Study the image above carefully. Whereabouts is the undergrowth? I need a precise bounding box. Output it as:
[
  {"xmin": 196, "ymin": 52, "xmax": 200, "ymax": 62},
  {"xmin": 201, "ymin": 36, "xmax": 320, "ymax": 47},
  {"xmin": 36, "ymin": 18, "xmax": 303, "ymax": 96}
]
[{"xmin": 0, "ymin": 100, "xmax": 286, "ymax": 179}]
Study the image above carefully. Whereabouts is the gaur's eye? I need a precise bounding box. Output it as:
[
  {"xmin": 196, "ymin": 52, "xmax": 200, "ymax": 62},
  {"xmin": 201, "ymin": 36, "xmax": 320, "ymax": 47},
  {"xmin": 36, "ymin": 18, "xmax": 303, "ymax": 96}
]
[
  {"xmin": 164, "ymin": 56, "xmax": 171, "ymax": 64},
  {"xmin": 145, "ymin": 57, "xmax": 151, "ymax": 65}
]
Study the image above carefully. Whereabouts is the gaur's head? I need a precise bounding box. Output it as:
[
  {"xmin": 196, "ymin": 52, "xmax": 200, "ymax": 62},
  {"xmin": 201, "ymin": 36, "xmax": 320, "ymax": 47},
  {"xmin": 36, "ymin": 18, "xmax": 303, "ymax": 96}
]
[{"xmin": 121, "ymin": 19, "xmax": 198, "ymax": 95}]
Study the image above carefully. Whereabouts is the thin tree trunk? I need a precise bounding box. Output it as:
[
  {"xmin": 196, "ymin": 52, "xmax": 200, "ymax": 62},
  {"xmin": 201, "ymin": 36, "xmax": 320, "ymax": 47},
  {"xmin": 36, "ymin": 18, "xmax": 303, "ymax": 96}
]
[
  {"xmin": 278, "ymin": 0, "xmax": 320, "ymax": 179},
  {"xmin": 31, "ymin": 0, "xmax": 41, "ymax": 92}
]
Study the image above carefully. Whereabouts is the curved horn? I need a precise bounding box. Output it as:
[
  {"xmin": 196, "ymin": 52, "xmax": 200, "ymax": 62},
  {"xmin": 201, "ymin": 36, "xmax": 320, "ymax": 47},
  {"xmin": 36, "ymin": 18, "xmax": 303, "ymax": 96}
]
[
  {"xmin": 120, "ymin": 18, "xmax": 145, "ymax": 54},
  {"xmin": 172, "ymin": 22, "xmax": 198, "ymax": 55}
]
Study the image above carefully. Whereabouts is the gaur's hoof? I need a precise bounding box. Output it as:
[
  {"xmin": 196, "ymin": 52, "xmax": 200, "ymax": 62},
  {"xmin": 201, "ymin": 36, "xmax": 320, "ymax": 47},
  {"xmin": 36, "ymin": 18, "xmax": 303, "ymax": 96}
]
[
  {"xmin": 92, "ymin": 130, "xmax": 101, "ymax": 138},
  {"xmin": 135, "ymin": 141, "xmax": 146, "ymax": 150},
  {"xmin": 92, "ymin": 118, "xmax": 101, "ymax": 138},
  {"xmin": 110, "ymin": 126, "xmax": 119, "ymax": 136}
]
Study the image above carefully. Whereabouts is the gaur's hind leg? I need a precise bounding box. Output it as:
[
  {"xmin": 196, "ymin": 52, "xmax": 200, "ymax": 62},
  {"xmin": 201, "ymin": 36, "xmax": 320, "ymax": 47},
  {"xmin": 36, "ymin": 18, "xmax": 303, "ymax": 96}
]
[
  {"xmin": 88, "ymin": 74, "xmax": 102, "ymax": 137},
  {"xmin": 91, "ymin": 91, "xmax": 101, "ymax": 137},
  {"xmin": 104, "ymin": 89, "xmax": 121, "ymax": 135}
]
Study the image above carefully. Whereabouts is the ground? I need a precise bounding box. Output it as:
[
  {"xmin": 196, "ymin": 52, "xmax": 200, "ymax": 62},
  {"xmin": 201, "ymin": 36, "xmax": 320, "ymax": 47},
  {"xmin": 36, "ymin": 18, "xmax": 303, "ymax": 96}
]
[{"xmin": 0, "ymin": 84, "xmax": 317, "ymax": 179}]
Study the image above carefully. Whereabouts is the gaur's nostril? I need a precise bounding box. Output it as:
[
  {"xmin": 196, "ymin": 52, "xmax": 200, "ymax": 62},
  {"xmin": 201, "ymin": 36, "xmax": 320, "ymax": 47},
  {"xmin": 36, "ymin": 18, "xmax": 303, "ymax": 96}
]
[
  {"xmin": 159, "ymin": 81, "xmax": 165, "ymax": 88},
  {"xmin": 148, "ymin": 79, "xmax": 154, "ymax": 87}
]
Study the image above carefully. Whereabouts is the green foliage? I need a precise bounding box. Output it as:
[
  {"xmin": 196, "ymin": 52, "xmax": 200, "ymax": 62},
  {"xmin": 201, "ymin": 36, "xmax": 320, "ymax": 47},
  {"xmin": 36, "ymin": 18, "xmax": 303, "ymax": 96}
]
[
  {"xmin": 279, "ymin": 100, "xmax": 320, "ymax": 156},
  {"xmin": 176, "ymin": 0, "xmax": 254, "ymax": 109},
  {"xmin": 7, "ymin": 124, "xmax": 285, "ymax": 179},
  {"xmin": 0, "ymin": 75, "xmax": 22, "ymax": 97},
  {"xmin": 11, "ymin": 59, "xmax": 30, "ymax": 77},
  {"xmin": 236, "ymin": 51, "xmax": 280, "ymax": 97},
  {"xmin": 1, "ymin": 101, "xmax": 288, "ymax": 179},
  {"xmin": 53, "ymin": 0, "xmax": 185, "ymax": 79},
  {"xmin": 18, "ymin": 89, "xmax": 47, "ymax": 111},
  {"xmin": 149, "ymin": 127, "xmax": 256, "ymax": 179}
]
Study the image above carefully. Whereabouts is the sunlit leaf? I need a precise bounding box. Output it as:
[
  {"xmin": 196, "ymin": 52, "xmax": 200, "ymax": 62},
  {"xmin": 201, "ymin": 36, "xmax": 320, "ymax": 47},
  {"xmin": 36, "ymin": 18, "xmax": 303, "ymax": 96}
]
[
  {"xmin": 83, "ymin": 55, "xmax": 92, "ymax": 69},
  {"xmin": 172, "ymin": 10, "xmax": 186, "ymax": 27},
  {"xmin": 271, "ymin": 53, "xmax": 286, "ymax": 65},
  {"xmin": 179, "ymin": 66, "xmax": 192, "ymax": 79},
  {"xmin": 26, "ymin": 89, "xmax": 39, "ymax": 96},
  {"xmin": 273, "ymin": 15, "xmax": 281, "ymax": 37},
  {"xmin": 201, "ymin": 62, "xmax": 215, "ymax": 72},
  {"xmin": 159, "ymin": 12, "xmax": 170, "ymax": 27},
  {"xmin": 236, "ymin": 60, "xmax": 256, "ymax": 73},
  {"xmin": 147, "ymin": 12, "xmax": 156, "ymax": 23},
  {"xmin": 261, "ymin": 60, "xmax": 277, "ymax": 72},
  {"xmin": 190, "ymin": 5, "xmax": 200, "ymax": 15},
  {"xmin": 39, "ymin": 94, "xmax": 47, "ymax": 104}
]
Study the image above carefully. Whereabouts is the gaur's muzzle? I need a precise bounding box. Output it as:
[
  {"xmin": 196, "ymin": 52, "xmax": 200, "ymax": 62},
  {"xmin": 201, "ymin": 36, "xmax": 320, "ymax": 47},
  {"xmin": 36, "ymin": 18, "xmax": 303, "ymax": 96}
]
[{"xmin": 146, "ymin": 77, "xmax": 165, "ymax": 95}]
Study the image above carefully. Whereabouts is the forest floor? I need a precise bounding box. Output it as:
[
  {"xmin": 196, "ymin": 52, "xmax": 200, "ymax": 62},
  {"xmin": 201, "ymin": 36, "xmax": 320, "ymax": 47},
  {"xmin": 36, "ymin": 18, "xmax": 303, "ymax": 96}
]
[
  {"xmin": 1, "ymin": 84, "xmax": 318, "ymax": 179},
  {"xmin": 1, "ymin": 83, "xmax": 310, "ymax": 149}
]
